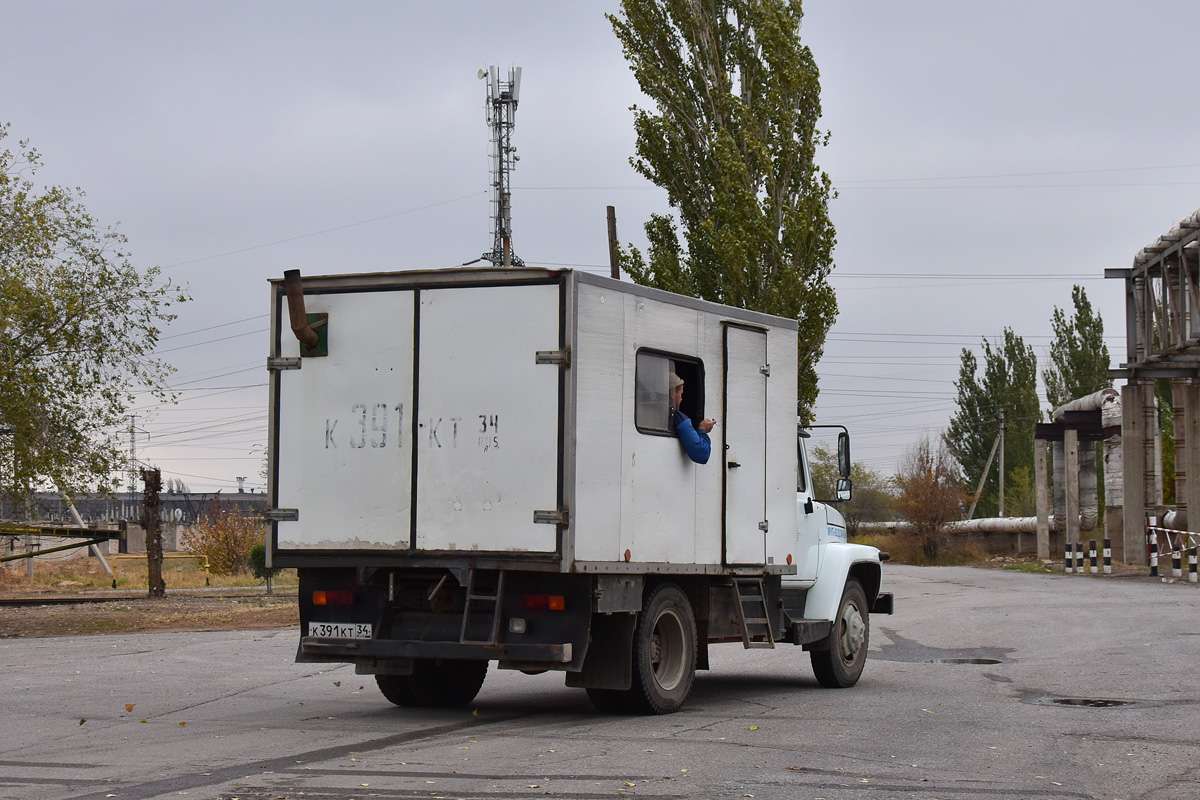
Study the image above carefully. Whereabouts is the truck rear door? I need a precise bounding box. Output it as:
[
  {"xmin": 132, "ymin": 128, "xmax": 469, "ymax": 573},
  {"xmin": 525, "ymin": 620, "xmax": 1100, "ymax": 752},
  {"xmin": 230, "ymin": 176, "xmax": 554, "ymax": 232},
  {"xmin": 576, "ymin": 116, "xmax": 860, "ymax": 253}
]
[{"xmin": 272, "ymin": 278, "xmax": 563, "ymax": 556}]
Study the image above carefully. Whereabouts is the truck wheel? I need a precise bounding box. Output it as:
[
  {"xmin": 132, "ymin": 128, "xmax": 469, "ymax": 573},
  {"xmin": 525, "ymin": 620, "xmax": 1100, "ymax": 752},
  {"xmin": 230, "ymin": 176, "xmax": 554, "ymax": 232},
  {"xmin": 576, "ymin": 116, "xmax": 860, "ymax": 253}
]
[
  {"xmin": 629, "ymin": 583, "xmax": 696, "ymax": 714},
  {"xmin": 409, "ymin": 659, "xmax": 488, "ymax": 708},
  {"xmin": 810, "ymin": 578, "xmax": 869, "ymax": 688},
  {"xmin": 375, "ymin": 673, "xmax": 420, "ymax": 707}
]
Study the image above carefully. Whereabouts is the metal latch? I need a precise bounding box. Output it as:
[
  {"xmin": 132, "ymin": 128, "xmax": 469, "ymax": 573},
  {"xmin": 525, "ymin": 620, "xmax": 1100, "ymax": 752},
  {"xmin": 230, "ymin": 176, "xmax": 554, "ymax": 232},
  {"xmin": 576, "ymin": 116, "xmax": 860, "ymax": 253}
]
[
  {"xmin": 534, "ymin": 508, "xmax": 569, "ymax": 526},
  {"xmin": 267, "ymin": 357, "xmax": 302, "ymax": 371},
  {"xmin": 535, "ymin": 348, "xmax": 571, "ymax": 367},
  {"xmin": 758, "ymin": 520, "xmax": 769, "ymax": 532},
  {"xmin": 760, "ymin": 364, "xmax": 771, "ymax": 377},
  {"xmin": 263, "ymin": 508, "xmax": 299, "ymax": 522}
]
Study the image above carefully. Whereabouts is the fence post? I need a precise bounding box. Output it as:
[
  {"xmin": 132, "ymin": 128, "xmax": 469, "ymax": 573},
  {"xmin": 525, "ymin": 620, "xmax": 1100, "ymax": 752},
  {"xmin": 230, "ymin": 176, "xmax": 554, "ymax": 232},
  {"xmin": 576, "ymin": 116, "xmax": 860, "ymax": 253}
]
[
  {"xmin": 1172, "ymin": 536, "xmax": 1183, "ymax": 578},
  {"xmin": 1065, "ymin": 541, "xmax": 1074, "ymax": 573},
  {"xmin": 1103, "ymin": 538, "xmax": 1112, "ymax": 574},
  {"xmin": 1149, "ymin": 529, "xmax": 1159, "ymax": 577},
  {"xmin": 1089, "ymin": 540, "xmax": 1098, "ymax": 574},
  {"xmin": 1076, "ymin": 541, "xmax": 1085, "ymax": 574}
]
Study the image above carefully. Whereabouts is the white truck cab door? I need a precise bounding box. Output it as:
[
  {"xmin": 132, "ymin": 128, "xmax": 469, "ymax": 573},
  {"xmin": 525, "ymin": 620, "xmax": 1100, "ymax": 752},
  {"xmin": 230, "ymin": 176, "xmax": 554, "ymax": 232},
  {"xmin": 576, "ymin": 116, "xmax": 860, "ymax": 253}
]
[{"xmin": 792, "ymin": 436, "xmax": 821, "ymax": 581}]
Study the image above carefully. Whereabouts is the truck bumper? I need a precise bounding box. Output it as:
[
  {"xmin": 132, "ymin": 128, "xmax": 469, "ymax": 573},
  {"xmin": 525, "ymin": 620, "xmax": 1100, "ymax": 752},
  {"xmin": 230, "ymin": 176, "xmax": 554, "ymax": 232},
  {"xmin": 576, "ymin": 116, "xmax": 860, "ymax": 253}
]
[{"xmin": 299, "ymin": 636, "xmax": 573, "ymax": 664}]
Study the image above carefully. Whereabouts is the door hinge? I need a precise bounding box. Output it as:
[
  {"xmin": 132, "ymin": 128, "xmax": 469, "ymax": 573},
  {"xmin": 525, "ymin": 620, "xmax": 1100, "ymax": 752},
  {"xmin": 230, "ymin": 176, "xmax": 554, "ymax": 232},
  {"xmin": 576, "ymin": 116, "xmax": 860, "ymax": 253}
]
[
  {"xmin": 535, "ymin": 348, "xmax": 571, "ymax": 367},
  {"xmin": 264, "ymin": 508, "xmax": 299, "ymax": 522},
  {"xmin": 758, "ymin": 520, "xmax": 769, "ymax": 532},
  {"xmin": 534, "ymin": 508, "xmax": 569, "ymax": 526},
  {"xmin": 267, "ymin": 357, "xmax": 302, "ymax": 371},
  {"xmin": 759, "ymin": 363, "xmax": 771, "ymax": 377}
]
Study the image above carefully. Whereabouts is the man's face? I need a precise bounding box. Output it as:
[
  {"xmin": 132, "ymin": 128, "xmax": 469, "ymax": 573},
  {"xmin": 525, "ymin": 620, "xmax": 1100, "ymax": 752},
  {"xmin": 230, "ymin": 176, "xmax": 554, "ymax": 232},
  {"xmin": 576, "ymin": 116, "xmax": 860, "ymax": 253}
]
[{"xmin": 671, "ymin": 384, "xmax": 684, "ymax": 408}]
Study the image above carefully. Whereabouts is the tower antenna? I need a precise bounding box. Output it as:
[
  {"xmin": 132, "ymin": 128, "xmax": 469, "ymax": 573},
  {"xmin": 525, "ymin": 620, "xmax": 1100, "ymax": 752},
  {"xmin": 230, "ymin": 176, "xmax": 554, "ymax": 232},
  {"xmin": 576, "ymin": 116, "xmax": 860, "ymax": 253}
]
[{"xmin": 477, "ymin": 65, "xmax": 524, "ymax": 267}]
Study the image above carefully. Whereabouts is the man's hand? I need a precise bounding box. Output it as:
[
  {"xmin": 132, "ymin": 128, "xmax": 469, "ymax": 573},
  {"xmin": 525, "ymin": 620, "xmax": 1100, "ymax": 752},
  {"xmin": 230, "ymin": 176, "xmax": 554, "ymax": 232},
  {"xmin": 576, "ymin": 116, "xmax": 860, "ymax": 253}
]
[{"xmin": 698, "ymin": 418, "xmax": 716, "ymax": 434}]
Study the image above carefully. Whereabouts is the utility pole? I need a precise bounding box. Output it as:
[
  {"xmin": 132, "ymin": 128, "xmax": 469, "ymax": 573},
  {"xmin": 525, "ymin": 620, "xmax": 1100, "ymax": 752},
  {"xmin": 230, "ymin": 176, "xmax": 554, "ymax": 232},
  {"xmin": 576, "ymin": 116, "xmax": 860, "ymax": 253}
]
[
  {"xmin": 998, "ymin": 408, "xmax": 1006, "ymax": 518},
  {"xmin": 478, "ymin": 65, "xmax": 524, "ymax": 267}
]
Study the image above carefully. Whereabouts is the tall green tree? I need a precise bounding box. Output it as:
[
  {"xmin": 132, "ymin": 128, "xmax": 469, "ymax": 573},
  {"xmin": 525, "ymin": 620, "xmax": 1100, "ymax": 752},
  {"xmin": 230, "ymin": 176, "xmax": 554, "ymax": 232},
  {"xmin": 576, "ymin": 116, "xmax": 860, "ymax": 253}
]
[
  {"xmin": 1043, "ymin": 285, "xmax": 1111, "ymax": 411},
  {"xmin": 0, "ymin": 124, "xmax": 183, "ymax": 508},
  {"xmin": 609, "ymin": 0, "xmax": 837, "ymax": 420},
  {"xmin": 945, "ymin": 328, "xmax": 1039, "ymax": 519}
]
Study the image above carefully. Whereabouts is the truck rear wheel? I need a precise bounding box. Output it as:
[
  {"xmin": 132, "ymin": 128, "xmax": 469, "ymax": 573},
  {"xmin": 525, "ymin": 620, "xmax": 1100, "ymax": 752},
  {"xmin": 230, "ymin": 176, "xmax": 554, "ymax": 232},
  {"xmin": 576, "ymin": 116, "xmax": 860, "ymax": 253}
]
[
  {"xmin": 629, "ymin": 583, "xmax": 696, "ymax": 714},
  {"xmin": 376, "ymin": 659, "xmax": 488, "ymax": 708},
  {"xmin": 810, "ymin": 578, "xmax": 868, "ymax": 688}
]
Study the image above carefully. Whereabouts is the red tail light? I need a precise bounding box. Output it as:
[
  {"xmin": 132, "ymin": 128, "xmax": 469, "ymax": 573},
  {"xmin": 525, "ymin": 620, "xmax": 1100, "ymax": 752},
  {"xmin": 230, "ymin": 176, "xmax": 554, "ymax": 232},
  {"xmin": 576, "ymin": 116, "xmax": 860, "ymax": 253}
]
[
  {"xmin": 522, "ymin": 594, "xmax": 565, "ymax": 611},
  {"xmin": 312, "ymin": 590, "xmax": 354, "ymax": 606}
]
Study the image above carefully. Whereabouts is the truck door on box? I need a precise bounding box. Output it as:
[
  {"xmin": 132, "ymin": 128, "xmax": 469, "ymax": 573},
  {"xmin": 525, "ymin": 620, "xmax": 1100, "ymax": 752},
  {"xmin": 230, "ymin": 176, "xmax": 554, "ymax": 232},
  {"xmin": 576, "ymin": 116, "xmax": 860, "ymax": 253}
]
[
  {"xmin": 414, "ymin": 284, "xmax": 561, "ymax": 553},
  {"xmin": 275, "ymin": 290, "xmax": 416, "ymax": 550},
  {"xmin": 723, "ymin": 324, "xmax": 768, "ymax": 565}
]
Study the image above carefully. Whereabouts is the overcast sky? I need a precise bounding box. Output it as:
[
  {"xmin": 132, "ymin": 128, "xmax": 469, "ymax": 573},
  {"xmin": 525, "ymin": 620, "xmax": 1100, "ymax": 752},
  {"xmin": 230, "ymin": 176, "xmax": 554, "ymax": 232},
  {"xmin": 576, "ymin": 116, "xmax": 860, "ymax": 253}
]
[{"xmin": 6, "ymin": 0, "xmax": 1199, "ymax": 493}]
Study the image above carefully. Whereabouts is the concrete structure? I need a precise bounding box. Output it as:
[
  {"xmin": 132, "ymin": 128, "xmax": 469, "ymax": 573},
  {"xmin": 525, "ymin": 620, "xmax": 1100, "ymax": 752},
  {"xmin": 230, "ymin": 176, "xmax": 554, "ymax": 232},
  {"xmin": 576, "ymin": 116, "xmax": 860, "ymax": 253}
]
[{"xmin": 1108, "ymin": 208, "xmax": 1200, "ymax": 564}]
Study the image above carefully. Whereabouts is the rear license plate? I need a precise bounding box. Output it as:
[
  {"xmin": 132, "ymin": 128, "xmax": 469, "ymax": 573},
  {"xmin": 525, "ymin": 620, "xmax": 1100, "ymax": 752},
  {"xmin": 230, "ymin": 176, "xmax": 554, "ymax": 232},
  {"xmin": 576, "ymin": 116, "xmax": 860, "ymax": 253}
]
[{"xmin": 307, "ymin": 622, "xmax": 372, "ymax": 639}]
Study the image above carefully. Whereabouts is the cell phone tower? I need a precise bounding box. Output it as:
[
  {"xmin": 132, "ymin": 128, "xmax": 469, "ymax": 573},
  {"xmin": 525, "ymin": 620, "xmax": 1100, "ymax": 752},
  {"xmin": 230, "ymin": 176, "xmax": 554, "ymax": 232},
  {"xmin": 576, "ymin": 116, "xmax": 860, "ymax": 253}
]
[{"xmin": 478, "ymin": 66, "xmax": 524, "ymax": 267}]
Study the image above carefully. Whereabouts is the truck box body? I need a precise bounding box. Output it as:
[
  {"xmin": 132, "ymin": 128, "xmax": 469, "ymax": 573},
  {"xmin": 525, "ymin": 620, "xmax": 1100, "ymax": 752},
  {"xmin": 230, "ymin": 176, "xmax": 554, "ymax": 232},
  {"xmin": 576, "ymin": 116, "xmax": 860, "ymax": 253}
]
[
  {"xmin": 269, "ymin": 267, "xmax": 798, "ymax": 572},
  {"xmin": 268, "ymin": 266, "xmax": 890, "ymax": 714}
]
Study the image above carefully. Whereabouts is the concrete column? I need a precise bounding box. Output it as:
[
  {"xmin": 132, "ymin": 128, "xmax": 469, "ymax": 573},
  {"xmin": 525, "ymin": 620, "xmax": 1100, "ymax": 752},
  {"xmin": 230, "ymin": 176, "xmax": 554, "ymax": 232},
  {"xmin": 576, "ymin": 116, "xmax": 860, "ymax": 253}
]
[
  {"xmin": 1035, "ymin": 439, "xmax": 1050, "ymax": 560},
  {"xmin": 1121, "ymin": 382, "xmax": 1148, "ymax": 565},
  {"xmin": 1173, "ymin": 380, "xmax": 1188, "ymax": 520},
  {"xmin": 1065, "ymin": 428, "xmax": 1081, "ymax": 554},
  {"xmin": 1183, "ymin": 381, "xmax": 1200, "ymax": 530}
]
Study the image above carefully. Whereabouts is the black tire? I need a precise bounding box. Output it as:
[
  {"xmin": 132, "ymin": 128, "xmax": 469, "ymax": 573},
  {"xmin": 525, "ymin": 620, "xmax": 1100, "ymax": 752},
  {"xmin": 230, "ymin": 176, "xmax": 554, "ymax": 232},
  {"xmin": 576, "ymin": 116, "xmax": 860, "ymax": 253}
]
[
  {"xmin": 810, "ymin": 578, "xmax": 869, "ymax": 688},
  {"xmin": 375, "ymin": 672, "xmax": 420, "ymax": 707},
  {"xmin": 376, "ymin": 659, "xmax": 488, "ymax": 708},
  {"xmin": 629, "ymin": 583, "xmax": 696, "ymax": 714}
]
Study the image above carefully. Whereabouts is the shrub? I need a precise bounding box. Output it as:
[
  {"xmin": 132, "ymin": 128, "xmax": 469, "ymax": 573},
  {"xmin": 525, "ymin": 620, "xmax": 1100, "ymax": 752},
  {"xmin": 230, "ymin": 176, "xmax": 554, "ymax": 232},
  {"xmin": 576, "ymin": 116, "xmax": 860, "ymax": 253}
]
[
  {"xmin": 247, "ymin": 543, "xmax": 282, "ymax": 594},
  {"xmin": 183, "ymin": 495, "xmax": 265, "ymax": 576}
]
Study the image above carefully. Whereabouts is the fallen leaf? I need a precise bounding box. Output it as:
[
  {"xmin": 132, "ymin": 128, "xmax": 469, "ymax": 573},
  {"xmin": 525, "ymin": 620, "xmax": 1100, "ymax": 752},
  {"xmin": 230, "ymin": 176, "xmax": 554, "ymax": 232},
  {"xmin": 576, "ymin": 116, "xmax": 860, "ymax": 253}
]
[
  {"xmin": 787, "ymin": 766, "xmax": 806, "ymax": 771},
  {"xmin": 922, "ymin": 709, "xmax": 934, "ymax": 714},
  {"xmin": 125, "ymin": 704, "xmax": 135, "ymax": 712},
  {"xmin": 472, "ymin": 708, "xmax": 478, "ymax": 717},
  {"xmin": 624, "ymin": 783, "xmax": 635, "ymax": 787},
  {"xmin": 745, "ymin": 725, "xmax": 759, "ymax": 730},
  {"xmin": 140, "ymin": 719, "xmax": 147, "ymax": 723},
  {"xmin": 179, "ymin": 722, "xmax": 187, "ymax": 727},
  {"xmin": 358, "ymin": 686, "xmax": 364, "ymax": 690},
  {"xmin": 79, "ymin": 719, "xmax": 86, "ymax": 725},
  {"xmin": 333, "ymin": 681, "xmax": 341, "ymax": 687}
]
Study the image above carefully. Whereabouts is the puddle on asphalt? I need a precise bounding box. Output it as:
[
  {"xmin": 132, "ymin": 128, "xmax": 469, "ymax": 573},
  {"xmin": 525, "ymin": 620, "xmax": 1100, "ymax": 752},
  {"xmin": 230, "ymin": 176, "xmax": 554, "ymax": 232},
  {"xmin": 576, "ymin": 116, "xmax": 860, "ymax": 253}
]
[
  {"xmin": 1048, "ymin": 698, "xmax": 1137, "ymax": 708},
  {"xmin": 927, "ymin": 658, "xmax": 1004, "ymax": 665}
]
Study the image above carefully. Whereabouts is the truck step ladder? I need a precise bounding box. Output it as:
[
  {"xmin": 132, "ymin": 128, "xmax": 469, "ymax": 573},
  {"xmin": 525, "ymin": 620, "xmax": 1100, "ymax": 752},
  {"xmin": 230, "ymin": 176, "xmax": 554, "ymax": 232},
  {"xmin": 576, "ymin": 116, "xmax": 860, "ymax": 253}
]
[
  {"xmin": 732, "ymin": 577, "xmax": 775, "ymax": 649},
  {"xmin": 460, "ymin": 569, "xmax": 505, "ymax": 646}
]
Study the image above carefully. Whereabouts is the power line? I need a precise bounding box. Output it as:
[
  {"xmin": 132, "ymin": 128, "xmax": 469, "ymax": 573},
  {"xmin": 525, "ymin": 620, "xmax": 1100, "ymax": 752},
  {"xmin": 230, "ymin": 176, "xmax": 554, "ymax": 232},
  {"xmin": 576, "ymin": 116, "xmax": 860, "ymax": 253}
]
[{"xmin": 161, "ymin": 191, "xmax": 485, "ymax": 270}]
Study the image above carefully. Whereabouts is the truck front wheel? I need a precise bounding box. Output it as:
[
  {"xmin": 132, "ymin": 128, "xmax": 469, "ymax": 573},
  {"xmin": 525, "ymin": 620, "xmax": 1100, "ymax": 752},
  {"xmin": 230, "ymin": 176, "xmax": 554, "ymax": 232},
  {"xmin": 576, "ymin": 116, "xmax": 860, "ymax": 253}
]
[
  {"xmin": 630, "ymin": 583, "xmax": 696, "ymax": 714},
  {"xmin": 376, "ymin": 659, "xmax": 488, "ymax": 708},
  {"xmin": 810, "ymin": 578, "xmax": 869, "ymax": 688}
]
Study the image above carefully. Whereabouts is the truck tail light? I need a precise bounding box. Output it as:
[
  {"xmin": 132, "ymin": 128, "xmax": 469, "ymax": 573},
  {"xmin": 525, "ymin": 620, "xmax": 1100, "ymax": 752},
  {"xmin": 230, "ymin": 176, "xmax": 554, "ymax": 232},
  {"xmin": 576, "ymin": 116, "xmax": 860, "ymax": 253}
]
[
  {"xmin": 313, "ymin": 590, "xmax": 354, "ymax": 606},
  {"xmin": 521, "ymin": 594, "xmax": 565, "ymax": 611}
]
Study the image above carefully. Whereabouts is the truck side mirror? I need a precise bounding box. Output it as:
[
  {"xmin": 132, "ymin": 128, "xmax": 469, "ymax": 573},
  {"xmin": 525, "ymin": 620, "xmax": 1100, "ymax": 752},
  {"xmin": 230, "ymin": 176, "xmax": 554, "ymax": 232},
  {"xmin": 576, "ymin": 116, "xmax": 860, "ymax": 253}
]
[
  {"xmin": 837, "ymin": 431, "xmax": 851, "ymax": 478},
  {"xmin": 836, "ymin": 477, "xmax": 852, "ymax": 502}
]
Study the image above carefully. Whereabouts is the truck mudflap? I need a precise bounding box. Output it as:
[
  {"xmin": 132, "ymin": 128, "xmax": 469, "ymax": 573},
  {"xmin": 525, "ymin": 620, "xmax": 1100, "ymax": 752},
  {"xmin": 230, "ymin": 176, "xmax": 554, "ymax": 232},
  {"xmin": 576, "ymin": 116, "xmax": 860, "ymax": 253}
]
[{"xmin": 870, "ymin": 592, "xmax": 895, "ymax": 615}]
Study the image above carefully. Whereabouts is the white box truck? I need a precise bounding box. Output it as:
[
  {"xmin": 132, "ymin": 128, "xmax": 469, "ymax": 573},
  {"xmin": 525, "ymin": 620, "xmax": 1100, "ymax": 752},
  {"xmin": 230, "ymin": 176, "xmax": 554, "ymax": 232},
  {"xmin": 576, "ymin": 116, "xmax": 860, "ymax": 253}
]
[{"xmin": 266, "ymin": 266, "xmax": 893, "ymax": 714}]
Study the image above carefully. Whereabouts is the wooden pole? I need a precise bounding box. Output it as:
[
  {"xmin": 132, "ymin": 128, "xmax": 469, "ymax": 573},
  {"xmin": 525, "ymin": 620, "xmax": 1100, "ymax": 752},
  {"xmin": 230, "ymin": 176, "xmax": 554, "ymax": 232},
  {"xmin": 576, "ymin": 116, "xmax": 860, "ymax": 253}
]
[
  {"xmin": 141, "ymin": 468, "xmax": 165, "ymax": 598},
  {"xmin": 606, "ymin": 206, "xmax": 620, "ymax": 280}
]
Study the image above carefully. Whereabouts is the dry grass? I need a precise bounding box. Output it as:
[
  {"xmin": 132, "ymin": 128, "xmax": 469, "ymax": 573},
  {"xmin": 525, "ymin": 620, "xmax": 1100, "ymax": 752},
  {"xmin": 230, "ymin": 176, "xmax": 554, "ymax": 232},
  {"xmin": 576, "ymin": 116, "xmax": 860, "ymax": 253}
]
[
  {"xmin": 0, "ymin": 551, "xmax": 297, "ymax": 594},
  {"xmin": 852, "ymin": 531, "xmax": 990, "ymax": 566}
]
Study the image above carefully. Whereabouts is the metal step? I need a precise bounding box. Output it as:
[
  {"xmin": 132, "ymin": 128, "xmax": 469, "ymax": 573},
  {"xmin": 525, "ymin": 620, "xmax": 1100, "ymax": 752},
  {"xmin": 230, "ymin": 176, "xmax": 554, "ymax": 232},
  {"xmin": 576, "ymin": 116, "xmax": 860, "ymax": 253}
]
[
  {"xmin": 460, "ymin": 569, "xmax": 504, "ymax": 646},
  {"xmin": 732, "ymin": 577, "xmax": 775, "ymax": 649}
]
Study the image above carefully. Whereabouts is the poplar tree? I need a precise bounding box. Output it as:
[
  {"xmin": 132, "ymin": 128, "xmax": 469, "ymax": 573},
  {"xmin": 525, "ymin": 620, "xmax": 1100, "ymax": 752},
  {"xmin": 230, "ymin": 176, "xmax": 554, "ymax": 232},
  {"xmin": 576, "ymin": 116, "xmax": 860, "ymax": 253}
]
[
  {"xmin": 945, "ymin": 329, "xmax": 1039, "ymax": 518},
  {"xmin": 609, "ymin": 0, "xmax": 837, "ymax": 420},
  {"xmin": 1043, "ymin": 285, "xmax": 1111, "ymax": 411},
  {"xmin": 0, "ymin": 124, "xmax": 183, "ymax": 507}
]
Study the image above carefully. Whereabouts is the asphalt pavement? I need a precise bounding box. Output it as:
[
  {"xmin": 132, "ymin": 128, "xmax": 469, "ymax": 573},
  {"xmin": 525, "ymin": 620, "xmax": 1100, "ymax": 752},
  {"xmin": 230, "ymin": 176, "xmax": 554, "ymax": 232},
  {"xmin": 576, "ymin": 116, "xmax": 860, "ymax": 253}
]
[{"xmin": 2, "ymin": 565, "xmax": 1197, "ymax": 800}]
